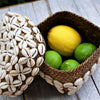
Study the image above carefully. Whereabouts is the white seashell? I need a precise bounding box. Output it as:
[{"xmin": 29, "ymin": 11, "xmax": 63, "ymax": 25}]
[
  {"xmin": 13, "ymin": 80, "xmax": 22, "ymax": 87},
  {"xmin": 7, "ymin": 12, "xmax": 15, "ymax": 16},
  {"xmin": 68, "ymin": 90, "xmax": 76, "ymax": 95},
  {"xmin": 18, "ymin": 41, "xmax": 27, "ymax": 49},
  {"xmin": 23, "ymin": 16, "xmax": 30, "ymax": 20},
  {"xmin": 3, "ymin": 32, "xmax": 8, "ymax": 39},
  {"xmin": 6, "ymin": 42, "xmax": 11, "ymax": 50},
  {"xmin": 26, "ymin": 76, "xmax": 34, "ymax": 85},
  {"xmin": 20, "ymin": 21, "xmax": 26, "ymax": 27},
  {"xmin": 57, "ymin": 88, "xmax": 64, "ymax": 94},
  {"xmin": 14, "ymin": 28, "xmax": 21, "ymax": 36},
  {"xmin": 8, "ymin": 85, "xmax": 16, "ymax": 92},
  {"xmin": 5, "ymin": 74, "xmax": 13, "ymax": 84},
  {"xmin": 17, "ymin": 16, "xmax": 25, "ymax": 22},
  {"xmin": 0, "ymin": 55, "xmax": 3, "ymax": 63},
  {"xmin": 10, "ymin": 70, "xmax": 19, "ymax": 76},
  {"xmin": 11, "ymin": 55, "xmax": 18, "ymax": 65},
  {"xmin": 28, "ymin": 21, "xmax": 35, "ymax": 26},
  {"xmin": 0, "ymin": 21, "xmax": 3, "ymax": 29},
  {"xmin": 11, "ymin": 39, "xmax": 17, "ymax": 47},
  {"xmin": 98, "ymin": 56, "xmax": 100, "ymax": 63},
  {"xmin": 2, "ymin": 15, "xmax": 9, "ymax": 24},
  {"xmin": 54, "ymin": 80, "xmax": 63, "ymax": 90},
  {"xmin": 22, "ymin": 27, "xmax": 31, "ymax": 34},
  {"xmin": 3, "ymin": 91, "xmax": 12, "ymax": 96},
  {"xmin": 30, "ymin": 48, "xmax": 38, "ymax": 58},
  {"xmin": 32, "ymin": 27, "xmax": 40, "ymax": 34},
  {"xmin": 39, "ymin": 71, "xmax": 45, "ymax": 79},
  {"xmin": 15, "ymin": 90, "xmax": 23, "ymax": 96},
  {"xmin": 27, "ymin": 59, "xmax": 35, "ymax": 67},
  {"xmin": 0, "ymin": 69, "xmax": 6, "ymax": 79},
  {"xmin": 36, "ymin": 57, "xmax": 44, "ymax": 67},
  {"xmin": 22, "ymin": 49, "xmax": 29, "ymax": 57},
  {"xmin": 5, "ymin": 63, "xmax": 12, "ymax": 71},
  {"xmin": 18, "ymin": 57, "xmax": 27, "ymax": 64},
  {"xmin": 36, "ymin": 33, "xmax": 43, "ymax": 42},
  {"xmin": 83, "ymin": 71, "xmax": 90, "ymax": 82},
  {"xmin": 68, "ymin": 86, "xmax": 77, "ymax": 91},
  {"xmin": 74, "ymin": 78, "xmax": 83, "ymax": 86},
  {"xmin": 8, "ymin": 50, "xmax": 14, "ymax": 56},
  {"xmin": 91, "ymin": 63, "xmax": 97, "ymax": 74},
  {"xmin": 26, "ymin": 40, "xmax": 37, "ymax": 48},
  {"xmin": 0, "ymin": 26, "xmax": 6, "ymax": 33},
  {"xmin": 38, "ymin": 44, "xmax": 45, "ymax": 55},
  {"xmin": 32, "ymin": 68, "xmax": 39, "ymax": 76},
  {"xmin": 0, "ymin": 62, "xmax": 6, "ymax": 68},
  {"xmin": 0, "ymin": 82, "xmax": 8, "ymax": 89},
  {"xmin": 44, "ymin": 75, "xmax": 54, "ymax": 85},
  {"xmin": 14, "ymin": 46, "xmax": 19, "ymax": 55},
  {"xmin": 11, "ymin": 24, "xmax": 18, "ymax": 29},
  {"xmin": 6, "ymin": 23, "xmax": 11, "ymax": 31},
  {"xmin": 8, "ymin": 31, "xmax": 14, "ymax": 39},
  {"xmin": 18, "ymin": 74, "xmax": 26, "ymax": 81},
  {"xmin": 63, "ymin": 83, "xmax": 73, "ymax": 88},
  {"xmin": 13, "ymin": 22, "xmax": 19, "ymax": 27},
  {"xmin": 21, "ymin": 84, "xmax": 28, "ymax": 91},
  {"xmin": 24, "ymin": 34, "xmax": 33, "ymax": 40},
  {"xmin": 10, "ymin": 16, "xmax": 17, "ymax": 24},
  {"xmin": 23, "ymin": 67, "xmax": 32, "ymax": 75},
  {"xmin": 15, "ymin": 35, "xmax": 23, "ymax": 41},
  {"xmin": 15, "ymin": 63, "xmax": 23, "ymax": 72},
  {"xmin": 77, "ymin": 84, "xmax": 82, "ymax": 90}
]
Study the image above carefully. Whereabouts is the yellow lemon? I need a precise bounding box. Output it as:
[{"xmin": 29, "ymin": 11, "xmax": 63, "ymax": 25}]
[{"xmin": 47, "ymin": 25, "xmax": 81, "ymax": 56}]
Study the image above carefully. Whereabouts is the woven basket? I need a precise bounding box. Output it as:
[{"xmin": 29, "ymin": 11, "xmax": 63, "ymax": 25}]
[{"xmin": 38, "ymin": 11, "xmax": 100, "ymax": 95}]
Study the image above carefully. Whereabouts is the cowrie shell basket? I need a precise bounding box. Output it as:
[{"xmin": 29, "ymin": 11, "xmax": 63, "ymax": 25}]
[
  {"xmin": 0, "ymin": 12, "xmax": 46, "ymax": 97},
  {"xmin": 38, "ymin": 11, "xmax": 100, "ymax": 95}
]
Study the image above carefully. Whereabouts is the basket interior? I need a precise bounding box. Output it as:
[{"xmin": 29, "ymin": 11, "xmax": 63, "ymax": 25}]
[
  {"xmin": 38, "ymin": 11, "xmax": 100, "ymax": 48},
  {"xmin": 38, "ymin": 11, "xmax": 100, "ymax": 83}
]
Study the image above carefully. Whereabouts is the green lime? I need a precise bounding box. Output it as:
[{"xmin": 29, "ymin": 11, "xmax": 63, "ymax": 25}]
[
  {"xmin": 75, "ymin": 43, "xmax": 97, "ymax": 63},
  {"xmin": 60, "ymin": 59, "xmax": 79, "ymax": 71},
  {"xmin": 45, "ymin": 50, "xmax": 62, "ymax": 69}
]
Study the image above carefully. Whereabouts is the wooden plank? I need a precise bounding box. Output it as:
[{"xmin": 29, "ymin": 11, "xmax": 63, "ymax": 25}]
[
  {"xmin": 76, "ymin": 77, "xmax": 100, "ymax": 100},
  {"xmin": 74, "ymin": 0, "xmax": 100, "ymax": 95},
  {"xmin": 2, "ymin": 95, "xmax": 24, "ymax": 100},
  {"xmin": 25, "ymin": 76, "xmax": 78, "ymax": 100},
  {"xmin": 0, "ymin": 8, "xmax": 9, "ymax": 19},
  {"xmin": 9, "ymin": 3, "xmax": 37, "ymax": 24},
  {"xmin": 48, "ymin": 0, "xmax": 100, "ymax": 99},
  {"xmin": 74, "ymin": 0, "xmax": 100, "ymax": 26},
  {"xmin": 32, "ymin": 0, "xmax": 50, "ymax": 25},
  {"xmin": 92, "ymin": 0, "xmax": 100, "ymax": 15},
  {"xmin": 48, "ymin": 0, "xmax": 80, "ymax": 15}
]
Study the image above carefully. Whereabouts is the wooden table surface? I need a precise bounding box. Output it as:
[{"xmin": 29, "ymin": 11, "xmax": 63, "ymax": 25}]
[{"xmin": 0, "ymin": 0, "xmax": 100, "ymax": 100}]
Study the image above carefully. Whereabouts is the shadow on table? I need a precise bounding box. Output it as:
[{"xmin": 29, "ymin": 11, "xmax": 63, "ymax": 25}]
[{"xmin": 24, "ymin": 76, "xmax": 76, "ymax": 100}]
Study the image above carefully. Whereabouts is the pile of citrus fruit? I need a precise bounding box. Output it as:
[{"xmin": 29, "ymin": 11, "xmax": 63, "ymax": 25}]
[{"xmin": 45, "ymin": 25, "xmax": 97, "ymax": 71}]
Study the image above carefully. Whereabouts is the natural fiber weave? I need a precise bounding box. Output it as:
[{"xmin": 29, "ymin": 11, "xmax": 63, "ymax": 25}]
[{"xmin": 38, "ymin": 11, "xmax": 100, "ymax": 93}]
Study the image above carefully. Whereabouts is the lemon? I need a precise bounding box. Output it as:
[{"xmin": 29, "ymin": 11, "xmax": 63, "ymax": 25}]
[
  {"xmin": 60, "ymin": 59, "xmax": 79, "ymax": 71},
  {"xmin": 75, "ymin": 43, "xmax": 97, "ymax": 63},
  {"xmin": 45, "ymin": 50, "xmax": 62, "ymax": 69},
  {"xmin": 48, "ymin": 25, "xmax": 81, "ymax": 56}
]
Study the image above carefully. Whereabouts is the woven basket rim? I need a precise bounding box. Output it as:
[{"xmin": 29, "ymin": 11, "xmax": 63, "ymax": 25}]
[
  {"xmin": 43, "ymin": 46, "xmax": 100, "ymax": 73},
  {"xmin": 37, "ymin": 11, "xmax": 100, "ymax": 73},
  {"xmin": 37, "ymin": 11, "xmax": 100, "ymax": 29}
]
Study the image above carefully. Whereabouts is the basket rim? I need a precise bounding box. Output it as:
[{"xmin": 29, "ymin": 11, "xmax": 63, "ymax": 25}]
[
  {"xmin": 38, "ymin": 11, "xmax": 100, "ymax": 74},
  {"xmin": 43, "ymin": 46, "xmax": 100, "ymax": 73}
]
